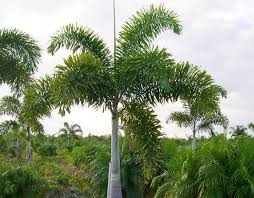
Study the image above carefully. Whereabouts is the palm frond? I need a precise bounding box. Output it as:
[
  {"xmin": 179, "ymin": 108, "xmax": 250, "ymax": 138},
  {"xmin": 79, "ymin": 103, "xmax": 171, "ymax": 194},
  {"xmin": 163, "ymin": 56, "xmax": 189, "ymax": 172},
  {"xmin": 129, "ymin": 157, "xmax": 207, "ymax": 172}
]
[
  {"xmin": 120, "ymin": 102, "xmax": 163, "ymax": 180},
  {"xmin": 0, "ymin": 120, "xmax": 20, "ymax": 135},
  {"xmin": 118, "ymin": 46, "xmax": 174, "ymax": 104},
  {"xmin": 22, "ymin": 76, "xmax": 53, "ymax": 128},
  {"xmin": 0, "ymin": 95, "xmax": 22, "ymax": 118},
  {"xmin": 198, "ymin": 112, "xmax": 229, "ymax": 133},
  {"xmin": 117, "ymin": 4, "xmax": 182, "ymax": 60},
  {"xmin": 51, "ymin": 53, "xmax": 115, "ymax": 115},
  {"xmin": 0, "ymin": 28, "xmax": 41, "ymax": 71},
  {"xmin": 169, "ymin": 111, "xmax": 192, "ymax": 128},
  {"xmin": 48, "ymin": 24, "xmax": 112, "ymax": 66},
  {"xmin": 0, "ymin": 28, "xmax": 41, "ymax": 93}
]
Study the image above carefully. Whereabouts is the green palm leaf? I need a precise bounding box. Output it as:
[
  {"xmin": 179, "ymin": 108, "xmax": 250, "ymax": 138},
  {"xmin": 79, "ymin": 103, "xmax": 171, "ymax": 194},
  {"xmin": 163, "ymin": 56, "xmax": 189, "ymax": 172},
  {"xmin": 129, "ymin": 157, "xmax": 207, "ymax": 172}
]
[
  {"xmin": 0, "ymin": 28, "xmax": 41, "ymax": 93},
  {"xmin": 48, "ymin": 24, "xmax": 112, "ymax": 66}
]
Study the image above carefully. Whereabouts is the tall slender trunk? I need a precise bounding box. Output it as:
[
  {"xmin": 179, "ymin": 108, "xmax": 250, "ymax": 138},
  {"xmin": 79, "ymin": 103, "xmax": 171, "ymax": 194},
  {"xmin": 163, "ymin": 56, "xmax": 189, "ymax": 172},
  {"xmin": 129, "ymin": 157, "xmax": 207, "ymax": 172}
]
[
  {"xmin": 26, "ymin": 126, "xmax": 31, "ymax": 161},
  {"xmin": 111, "ymin": 104, "xmax": 120, "ymax": 174},
  {"xmin": 210, "ymin": 129, "xmax": 215, "ymax": 137},
  {"xmin": 16, "ymin": 129, "xmax": 19, "ymax": 159},
  {"xmin": 192, "ymin": 121, "xmax": 196, "ymax": 152},
  {"xmin": 109, "ymin": 102, "xmax": 122, "ymax": 197}
]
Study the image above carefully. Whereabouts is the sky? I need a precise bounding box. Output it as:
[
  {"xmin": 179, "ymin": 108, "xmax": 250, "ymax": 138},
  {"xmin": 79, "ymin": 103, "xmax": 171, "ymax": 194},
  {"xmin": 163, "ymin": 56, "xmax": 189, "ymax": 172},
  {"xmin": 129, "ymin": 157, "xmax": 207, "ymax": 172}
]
[{"xmin": 0, "ymin": 0, "xmax": 253, "ymax": 138}]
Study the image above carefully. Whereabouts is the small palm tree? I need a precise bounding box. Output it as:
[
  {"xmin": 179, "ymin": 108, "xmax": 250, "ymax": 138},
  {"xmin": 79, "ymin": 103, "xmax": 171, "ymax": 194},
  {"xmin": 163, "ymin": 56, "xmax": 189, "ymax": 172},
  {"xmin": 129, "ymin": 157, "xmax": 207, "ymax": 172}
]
[
  {"xmin": 198, "ymin": 111, "xmax": 229, "ymax": 137},
  {"xmin": 0, "ymin": 28, "xmax": 41, "ymax": 94},
  {"xmin": 59, "ymin": 122, "xmax": 83, "ymax": 140},
  {"xmin": 0, "ymin": 95, "xmax": 43, "ymax": 160},
  {"xmin": 0, "ymin": 96, "xmax": 23, "ymax": 159},
  {"xmin": 248, "ymin": 122, "xmax": 254, "ymax": 133},
  {"xmin": 230, "ymin": 125, "xmax": 248, "ymax": 137},
  {"xmin": 168, "ymin": 110, "xmax": 228, "ymax": 151}
]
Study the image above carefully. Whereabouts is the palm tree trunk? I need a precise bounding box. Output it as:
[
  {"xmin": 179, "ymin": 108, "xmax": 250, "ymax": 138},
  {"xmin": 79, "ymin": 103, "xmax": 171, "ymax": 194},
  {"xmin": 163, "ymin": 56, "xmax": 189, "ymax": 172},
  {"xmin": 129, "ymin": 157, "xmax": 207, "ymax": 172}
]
[
  {"xmin": 192, "ymin": 121, "xmax": 197, "ymax": 152},
  {"xmin": 16, "ymin": 129, "xmax": 19, "ymax": 159},
  {"xmin": 26, "ymin": 126, "xmax": 31, "ymax": 161},
  {"xmin": 210, "ymin": 129, "xmax": 215, "ymax": 137},
  {"xmin": 109, "ymin": 102, "xmax": 122, "ymax": 197}
]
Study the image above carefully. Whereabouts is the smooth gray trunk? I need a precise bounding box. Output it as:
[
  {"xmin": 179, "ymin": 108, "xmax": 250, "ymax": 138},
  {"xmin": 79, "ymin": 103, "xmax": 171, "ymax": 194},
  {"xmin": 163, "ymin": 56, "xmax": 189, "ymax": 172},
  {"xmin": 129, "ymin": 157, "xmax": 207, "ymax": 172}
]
[
  {"xmin": 108, "ymin": 103, "xmax": 122, "ymax": 198},
  {"xmin": 111, "ymin": 106, "xmax": 120, "ymax": 174},
  {"xmin": 26, "ymin": 126, "xmax": 31, "ymax": 161},
  {"xmin": 192, "ymin": 122, "xmax": 197, "ymax": 151},
  {"xmin": 16, "ymin": 129, "xmax": 19, "ymax": 159}
]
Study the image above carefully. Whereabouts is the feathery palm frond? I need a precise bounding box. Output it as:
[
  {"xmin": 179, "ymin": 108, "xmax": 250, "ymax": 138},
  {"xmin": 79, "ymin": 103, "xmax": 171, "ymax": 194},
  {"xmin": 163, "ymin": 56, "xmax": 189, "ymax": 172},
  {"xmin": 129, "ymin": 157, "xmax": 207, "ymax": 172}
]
[
  {"xmin": 0, "ymin": 28, "xmax": 41, "ymax": 93},
  {"xmin": 120, "ymin": 102, "xmax": 162, "ymax": 180},
  {"xmin": 0, "ymin": 120, "xmax": 19, "ymax": 135},
  {"xmin": 51, "ymin": 53, "xmax": 115, "ymax": 115},
  {"xmin": 0, "ymin": 95, "xmax": 22, "ymax": 118},
  {"xmin": 48, "ymin": 24, "xmax": 112, "ymax": 66},
  {"xmin": 198, "ymin": 112, "xmax": 229, "ymax": 136},
  {"xmin": 22, "ymin": 76, "xmax": 52, "ymax": 128},
  {"xmin": 117, "ymin": 4, "xmax": 182, "ymax": 60}
]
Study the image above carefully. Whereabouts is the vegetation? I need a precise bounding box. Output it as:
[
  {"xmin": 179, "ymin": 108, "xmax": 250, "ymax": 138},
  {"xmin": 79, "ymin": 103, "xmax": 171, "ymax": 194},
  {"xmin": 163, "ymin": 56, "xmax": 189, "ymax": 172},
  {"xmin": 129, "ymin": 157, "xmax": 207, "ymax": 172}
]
[
  {"xmin": 0, "ymin": 132, "xmax": 254, "ymax": 197},
  {"xmin": 0, "ymin": 3, "xmax": 252, "ymax": 198},
  {"xmin": 0, "ymin": 28, "xmax": 41, "ymax": 94}
]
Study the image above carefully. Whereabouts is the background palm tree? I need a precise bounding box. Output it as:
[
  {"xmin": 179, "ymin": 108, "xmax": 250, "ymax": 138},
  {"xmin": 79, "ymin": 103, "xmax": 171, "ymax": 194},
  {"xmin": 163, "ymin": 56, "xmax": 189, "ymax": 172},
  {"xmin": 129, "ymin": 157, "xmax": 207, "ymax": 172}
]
[
  {"xmin": 0, "ymin": 28, "xmax": 41, "ymax": 94},
  {"xmin": 23, "ymin": 5, "xmax": 225, "ymax": 196},
  {"xmin": 248, "ymin": 122, "xmax": 254, "ymax": 133},
  {"xmin": 197, "ymin": 111, "xmax": 229, "ymax": 137},
  {"xmin": 0, "ymin": 96, "xmax": 23, "ymax": 159},
  {"xmin": 230, "ymin": 125, "xmax": 248, "ymax": 137},
  {"xmin": 59, "ymin": 122, "xmax": 83, "ymax": 140},
  {"xmin": 0, "ymin": 95, "xmax": 43, "ymax": 160},
  {"xmin": 168, "ymin": 109, "xmax": 228, "ymax": 151}
]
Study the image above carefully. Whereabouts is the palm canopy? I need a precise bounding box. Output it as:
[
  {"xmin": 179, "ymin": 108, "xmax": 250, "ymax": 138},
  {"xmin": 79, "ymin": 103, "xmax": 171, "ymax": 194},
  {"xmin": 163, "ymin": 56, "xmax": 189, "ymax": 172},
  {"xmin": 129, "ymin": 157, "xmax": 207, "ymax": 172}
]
[
  {"xmin": 168, "ymin": 109, "xmax": 229, "ymax": 136},
  {"xmin": 59, "ymin": 122, "xmax": 83, "ymax": 137},
  {"xmin": 0, "ymin": 95, "xmax": 44, "ymax": 133},
  {"xmin": 46, "ymin": 5, "xmax": 223, "ymax": 115},
  {"xmin": 0, "ymin": 95, "xmax": 22, "ymax": 118},
  {"xmin": 0, "ymin": 28, "xmax": 41, "ymax": 93},
  {"xmin": 22, "ymin": 77, "xmax": 52, "ymax": 130},
  {"xmin": 0, "ymin": 95, "xmax": 23, "ymax": 135},
  {"xmin": 248, "ymin": 122, "xmax": 254, "ymax": 132},
  {"xmin": 230, "ymin": 125, "xmax": 248, "ymax": 137}
]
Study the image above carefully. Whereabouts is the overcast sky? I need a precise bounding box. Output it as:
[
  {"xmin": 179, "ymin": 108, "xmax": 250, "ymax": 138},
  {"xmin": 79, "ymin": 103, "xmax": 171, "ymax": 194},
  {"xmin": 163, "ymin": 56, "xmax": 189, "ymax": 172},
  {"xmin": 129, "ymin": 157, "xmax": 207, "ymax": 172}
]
[{"xmin": 0, "ymin": 0, "xmax": 253, "ymax": 138}]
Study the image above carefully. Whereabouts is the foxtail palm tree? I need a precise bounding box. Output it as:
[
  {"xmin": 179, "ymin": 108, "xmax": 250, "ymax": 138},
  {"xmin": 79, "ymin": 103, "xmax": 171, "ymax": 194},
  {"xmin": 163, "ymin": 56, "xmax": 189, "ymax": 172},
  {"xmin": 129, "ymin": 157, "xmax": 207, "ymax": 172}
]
[
  {"xmin": 230, "ymin": 125, "xmax": 248, "ymax": 137},
  {"xmin": 59, "ymin": 122, "xmax": 83, "ymax": 141},
  {"xmin": 23, "ymin": 5, "xmax": 225, "ymax": 196},
  {"xmin": 248, "ymin": 122, "xmax": 254, "ymax": 133},
  {"xmin": 0, "ymin": 95, "xmax": 43, "ymax": 160},
  {"xmin": 0, "ymin": 96, "xmax": 23, "ymax": 159},
  {"xmin": 168, "ymin": 109, "xmax": 228, "ymax": 151}
]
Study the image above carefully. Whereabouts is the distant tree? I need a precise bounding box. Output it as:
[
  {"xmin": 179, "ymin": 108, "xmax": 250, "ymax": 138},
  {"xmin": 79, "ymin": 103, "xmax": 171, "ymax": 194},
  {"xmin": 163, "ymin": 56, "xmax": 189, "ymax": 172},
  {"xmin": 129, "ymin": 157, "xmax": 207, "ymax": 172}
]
[
  {"xmin": 0, "ymin": 95, "xmax": 43, "ymax": 160},
  {"xmin": 248, "ymin": 122, "xmax": 254, "ymax": 133},
  {"xmin": 198, "ymin": 111, "xmax": 229, "ymax": 137},
  {"xmin": 59, "ymin": 122, "xmax": 83, "ymax": 141},
  {"xmin": 230, "ymin": 125, "xmax": 248, "ymax": 137},
  {"xmin": 0, "ymin": 28, "xmax": 41, "ymax": 94},
  {"xmin": 168, "ymin": 108, "xmax": 228, "ymax": 151},
  {"xmin": 0, "ymin": 96, "xmax": 23, "ymax": 159}
]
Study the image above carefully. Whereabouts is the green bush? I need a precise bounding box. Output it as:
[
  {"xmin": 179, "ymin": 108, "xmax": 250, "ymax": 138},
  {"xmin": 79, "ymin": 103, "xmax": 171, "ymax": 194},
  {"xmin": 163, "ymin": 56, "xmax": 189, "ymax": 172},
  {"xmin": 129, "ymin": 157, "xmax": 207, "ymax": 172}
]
[
  {"xmin": 37, "ymin": 143, "xmax": 57, "ymax": 157},
  {"xmin": 0, "ymin": 167, "xmax": 47, "ymax": 197}
]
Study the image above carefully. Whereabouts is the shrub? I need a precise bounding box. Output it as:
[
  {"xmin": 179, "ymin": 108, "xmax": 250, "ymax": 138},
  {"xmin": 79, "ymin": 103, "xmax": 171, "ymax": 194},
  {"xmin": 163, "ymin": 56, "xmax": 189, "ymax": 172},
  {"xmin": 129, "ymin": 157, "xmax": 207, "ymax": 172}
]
[
  {"xmin": 37, "ymin": 143, "xmax": 57, "ymax": 157},
  {"xmin": 0, "ymin": 167, "xmax": 47, "ymax": 197}
]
